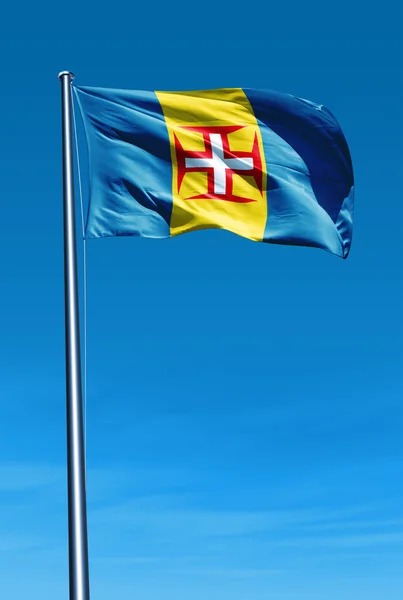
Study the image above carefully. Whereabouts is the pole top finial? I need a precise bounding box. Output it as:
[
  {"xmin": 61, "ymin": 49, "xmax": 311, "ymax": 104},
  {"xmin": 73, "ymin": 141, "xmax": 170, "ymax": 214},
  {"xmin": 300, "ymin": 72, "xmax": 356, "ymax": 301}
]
[{"xmin": 58, "ymin": 71, "xmax": 75, "ymax": 81}]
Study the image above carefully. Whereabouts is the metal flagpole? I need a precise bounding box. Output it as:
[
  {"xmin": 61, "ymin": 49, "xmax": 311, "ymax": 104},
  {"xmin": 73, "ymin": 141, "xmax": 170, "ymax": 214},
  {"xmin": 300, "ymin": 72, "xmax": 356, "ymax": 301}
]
[{"xmin": 58, "ymin": 70, "xmax": 90, "ymax": 600}]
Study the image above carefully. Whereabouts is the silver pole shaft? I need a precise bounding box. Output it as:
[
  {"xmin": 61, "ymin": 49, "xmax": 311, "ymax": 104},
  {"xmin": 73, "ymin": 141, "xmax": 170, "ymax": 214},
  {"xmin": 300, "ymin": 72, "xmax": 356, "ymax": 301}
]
[{"xmin": 59, "ymin": 70, "xmax": 90, "ymax": 600}]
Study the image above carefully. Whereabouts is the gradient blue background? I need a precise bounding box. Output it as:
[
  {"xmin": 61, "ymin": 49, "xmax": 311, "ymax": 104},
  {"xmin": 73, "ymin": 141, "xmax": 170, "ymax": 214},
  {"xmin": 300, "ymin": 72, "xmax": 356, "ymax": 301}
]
[{"xmin": 0, "ymin": 2, "xmax": 402, "ymax": 599}]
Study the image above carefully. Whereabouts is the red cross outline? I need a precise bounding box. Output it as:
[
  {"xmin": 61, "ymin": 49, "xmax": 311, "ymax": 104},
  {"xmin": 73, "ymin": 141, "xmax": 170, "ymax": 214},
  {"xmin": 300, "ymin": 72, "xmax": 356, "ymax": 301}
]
[{"xmin": 173, "ymin": 125, "xmax": 264, "ymax": 203}]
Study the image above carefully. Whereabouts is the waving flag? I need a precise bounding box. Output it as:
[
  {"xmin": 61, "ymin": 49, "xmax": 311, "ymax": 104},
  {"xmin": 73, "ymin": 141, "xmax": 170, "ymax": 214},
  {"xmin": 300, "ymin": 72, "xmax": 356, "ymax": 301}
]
[{"xmin": 74, "ymin": 85, "xmax": 354, "ymax": 258}]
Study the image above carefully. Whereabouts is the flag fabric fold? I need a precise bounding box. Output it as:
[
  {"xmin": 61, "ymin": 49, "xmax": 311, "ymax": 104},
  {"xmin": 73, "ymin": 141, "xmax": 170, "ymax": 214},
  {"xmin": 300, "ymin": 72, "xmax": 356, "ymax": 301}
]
[{"xmin": 74, "ymin": 85, "xmax": 354, "ymax": 258}]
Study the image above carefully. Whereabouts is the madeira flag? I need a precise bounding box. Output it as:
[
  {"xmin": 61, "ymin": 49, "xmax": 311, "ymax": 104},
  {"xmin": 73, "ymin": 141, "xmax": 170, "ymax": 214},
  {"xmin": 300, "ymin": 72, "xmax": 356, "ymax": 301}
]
[{"xmin": 73, "ymin": 85, "xmax": 354, "ymax": 258}]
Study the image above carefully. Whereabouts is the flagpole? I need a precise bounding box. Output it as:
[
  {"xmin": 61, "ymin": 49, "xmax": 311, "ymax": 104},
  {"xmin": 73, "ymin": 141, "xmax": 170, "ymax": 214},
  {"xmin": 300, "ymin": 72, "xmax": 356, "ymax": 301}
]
[{"xmin": 58, "ymin": 70, "xmax": 90, "ymax": 600}]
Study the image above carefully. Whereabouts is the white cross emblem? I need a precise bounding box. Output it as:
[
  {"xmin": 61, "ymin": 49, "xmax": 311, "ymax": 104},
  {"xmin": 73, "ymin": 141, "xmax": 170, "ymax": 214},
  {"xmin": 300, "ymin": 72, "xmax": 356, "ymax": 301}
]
[{"xmin": 185, "ymin": 133, "xmax": 255, "ymax": 195}]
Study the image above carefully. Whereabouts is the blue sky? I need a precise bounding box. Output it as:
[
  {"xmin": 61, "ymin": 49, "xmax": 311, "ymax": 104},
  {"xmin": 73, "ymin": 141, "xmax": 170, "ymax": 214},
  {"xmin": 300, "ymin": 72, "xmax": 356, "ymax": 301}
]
[{"xmin": 0, "ymin": 1, "xmax": 402, "ymax": 599}]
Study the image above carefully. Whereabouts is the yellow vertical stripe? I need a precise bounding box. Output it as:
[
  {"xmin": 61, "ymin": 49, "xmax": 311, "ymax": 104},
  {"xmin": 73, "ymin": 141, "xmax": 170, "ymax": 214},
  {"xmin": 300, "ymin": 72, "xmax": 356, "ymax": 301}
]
[{"xmin": 156, "ymin": 89, "xmax": 267, "ymax": 241}]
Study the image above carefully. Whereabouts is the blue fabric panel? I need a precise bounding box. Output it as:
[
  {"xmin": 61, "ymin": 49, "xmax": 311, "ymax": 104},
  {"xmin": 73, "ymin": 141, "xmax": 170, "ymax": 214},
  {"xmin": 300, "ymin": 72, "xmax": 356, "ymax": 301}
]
[
  {"xmin": 245, "ymin": 89, "xmax": 354, "ymax": 257},
  {"xmin": 73, "ymin": 85, "xmax": 172, "ymax": 239}
]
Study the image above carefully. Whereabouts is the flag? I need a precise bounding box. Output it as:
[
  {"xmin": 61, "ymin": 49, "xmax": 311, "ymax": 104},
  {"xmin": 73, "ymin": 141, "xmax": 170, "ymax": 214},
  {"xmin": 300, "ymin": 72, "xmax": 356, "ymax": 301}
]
[{"xmin": 73, "ymin": 85, "xmax": 354, "ymax": 258}]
